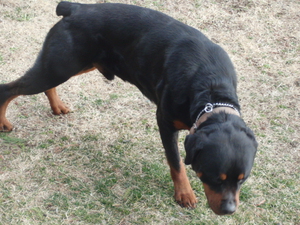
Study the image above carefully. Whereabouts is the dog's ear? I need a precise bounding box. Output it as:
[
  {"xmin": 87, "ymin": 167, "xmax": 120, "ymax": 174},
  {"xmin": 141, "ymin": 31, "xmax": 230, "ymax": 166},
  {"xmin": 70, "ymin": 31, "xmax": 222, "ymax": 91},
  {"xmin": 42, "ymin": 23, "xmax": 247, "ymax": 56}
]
[
  {"xmin": 241, "ymin": 126, "xmax": 258, "ymax": 149},
  {"xmin": 184, "ymin": 134, "xmax": 202, "ymax": 165}
]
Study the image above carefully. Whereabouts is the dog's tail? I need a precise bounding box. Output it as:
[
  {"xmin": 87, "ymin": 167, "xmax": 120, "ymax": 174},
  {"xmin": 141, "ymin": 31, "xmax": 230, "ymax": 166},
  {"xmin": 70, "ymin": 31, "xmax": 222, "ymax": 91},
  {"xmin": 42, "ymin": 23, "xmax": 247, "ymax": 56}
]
[{"xmin": 56, "ymin": 1, "xmax": 80, "ymax": 17}]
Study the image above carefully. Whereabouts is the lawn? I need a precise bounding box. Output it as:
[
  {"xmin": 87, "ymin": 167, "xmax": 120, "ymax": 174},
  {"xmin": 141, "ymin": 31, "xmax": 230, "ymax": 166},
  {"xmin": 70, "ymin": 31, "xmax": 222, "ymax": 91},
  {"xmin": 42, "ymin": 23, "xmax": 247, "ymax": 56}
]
[{"xmin": 0, "ymin": 0, "xmax": 299, "ymax": 224}]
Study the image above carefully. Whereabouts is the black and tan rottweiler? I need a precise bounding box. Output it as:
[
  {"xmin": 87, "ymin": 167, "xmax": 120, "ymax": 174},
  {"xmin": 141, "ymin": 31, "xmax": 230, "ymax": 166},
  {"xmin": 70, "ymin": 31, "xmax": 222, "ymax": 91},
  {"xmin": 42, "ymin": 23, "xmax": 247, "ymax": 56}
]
[{"xmin": 0, "ymin": 2, "xmax": 258, "ymax": 215}]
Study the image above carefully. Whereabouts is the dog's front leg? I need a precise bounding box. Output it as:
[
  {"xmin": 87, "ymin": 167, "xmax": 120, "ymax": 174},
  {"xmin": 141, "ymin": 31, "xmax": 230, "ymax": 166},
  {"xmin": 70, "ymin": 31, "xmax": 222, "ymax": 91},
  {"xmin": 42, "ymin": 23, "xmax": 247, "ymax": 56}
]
[{"xmin": 157, "ymin": 114, "xmax": 197, "ymax": 208}]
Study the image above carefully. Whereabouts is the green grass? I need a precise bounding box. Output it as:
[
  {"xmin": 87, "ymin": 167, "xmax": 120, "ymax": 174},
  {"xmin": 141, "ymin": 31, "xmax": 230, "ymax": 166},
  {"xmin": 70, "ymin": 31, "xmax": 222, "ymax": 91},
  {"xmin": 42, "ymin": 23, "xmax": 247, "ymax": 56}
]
[
  {"xmin": 4, "ymin": 7, "xmax": 34, "ymax": 22},
  {"xmin": 0, "ymin": 53, "xmax": 4, "ymax": 65},
  {"xmin": 1, "ymin": 123, "xmax": 299, "ymax": 224}
]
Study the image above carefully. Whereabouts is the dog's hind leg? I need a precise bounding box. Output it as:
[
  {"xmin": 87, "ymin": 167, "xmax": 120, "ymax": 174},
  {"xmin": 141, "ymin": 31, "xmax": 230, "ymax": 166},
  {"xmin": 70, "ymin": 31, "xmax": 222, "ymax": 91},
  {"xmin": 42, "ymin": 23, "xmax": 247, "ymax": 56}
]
[
  {"xmin": 0, "ymin": 94, "xmax": 18, "ymax": 131},
  {"xmin": 0, "ymin": 21, "xmax": 96, "ymax": 131},
  {"xmin": 44, "ymin": 65, "xmax": 97, "ymax": 115},
  {"xmin": 0, "ymin": 60, "xmax": 75, "ymax": 131}
]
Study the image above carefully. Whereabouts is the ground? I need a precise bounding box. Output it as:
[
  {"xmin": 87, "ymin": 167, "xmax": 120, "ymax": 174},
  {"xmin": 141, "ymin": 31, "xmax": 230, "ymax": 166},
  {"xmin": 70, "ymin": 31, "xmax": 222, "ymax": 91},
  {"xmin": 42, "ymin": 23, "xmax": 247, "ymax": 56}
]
[{"xmin": 0, "ymin": 0, "xmax": 299, "ymax": 224}]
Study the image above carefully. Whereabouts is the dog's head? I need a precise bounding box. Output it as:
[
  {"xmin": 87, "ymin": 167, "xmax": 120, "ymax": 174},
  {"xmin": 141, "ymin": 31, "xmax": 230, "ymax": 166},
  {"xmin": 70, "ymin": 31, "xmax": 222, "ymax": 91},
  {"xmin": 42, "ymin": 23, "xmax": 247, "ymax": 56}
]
[{"xmin": 184, "ymin": 113, "xmax": 257, "ymax": 215}]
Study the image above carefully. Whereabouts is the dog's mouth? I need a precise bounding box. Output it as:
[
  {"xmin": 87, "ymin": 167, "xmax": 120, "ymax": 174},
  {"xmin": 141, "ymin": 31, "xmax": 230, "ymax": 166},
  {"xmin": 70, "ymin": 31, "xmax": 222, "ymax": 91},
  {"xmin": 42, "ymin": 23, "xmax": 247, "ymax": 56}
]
[{"xmin": 202, "ymin": 183, "xmax": 240, "ymax": 215}]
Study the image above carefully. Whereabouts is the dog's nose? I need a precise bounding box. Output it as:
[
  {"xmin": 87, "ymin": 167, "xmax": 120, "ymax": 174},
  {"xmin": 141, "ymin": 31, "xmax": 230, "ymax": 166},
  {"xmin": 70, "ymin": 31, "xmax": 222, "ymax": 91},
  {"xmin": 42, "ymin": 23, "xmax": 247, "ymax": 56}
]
[{"xmin": 221, "ymin": 199, "xmax": 236, "ymax": 215}]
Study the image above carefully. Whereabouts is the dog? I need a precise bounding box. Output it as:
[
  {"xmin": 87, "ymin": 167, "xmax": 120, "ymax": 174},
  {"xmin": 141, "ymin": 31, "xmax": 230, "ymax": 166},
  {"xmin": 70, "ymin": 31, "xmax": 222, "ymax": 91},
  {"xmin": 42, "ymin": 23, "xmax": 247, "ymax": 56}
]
[{"xmin": 0, "ymin": 2, "xmax": 258, "ymax": 215}]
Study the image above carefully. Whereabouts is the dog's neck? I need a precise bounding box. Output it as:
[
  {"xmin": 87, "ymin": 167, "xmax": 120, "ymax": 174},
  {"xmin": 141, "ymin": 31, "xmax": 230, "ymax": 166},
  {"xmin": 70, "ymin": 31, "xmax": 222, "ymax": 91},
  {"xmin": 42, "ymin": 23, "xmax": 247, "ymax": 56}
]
[{"xmin": 189, "ymin": 107, "xmax": 240, "ymax": 134}]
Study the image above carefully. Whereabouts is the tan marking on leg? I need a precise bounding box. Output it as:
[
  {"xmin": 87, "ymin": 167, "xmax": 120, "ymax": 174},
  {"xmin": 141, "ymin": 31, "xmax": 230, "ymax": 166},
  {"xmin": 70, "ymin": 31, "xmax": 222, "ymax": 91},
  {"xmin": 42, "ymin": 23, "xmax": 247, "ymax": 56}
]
[
  {"xmin": 75, "ymin": 67, "xmax": 96, "ymax": 76},
  {"xmin": 0, "ymin": 95, "xmax": 18, "ymax": 132},
  {"xmin": 93, "ymin": 63, "xmax": 104, "ymax": 74},
  {"xmin": 173, "ymin": 120, "xmax": 190, "ymax": 130},
  {"xmin": 170, "ymin": 160, "xmax": 197, "ymax": 208},
  {"xmin": 45, "ymin": 88, "xmax": 70, "ymax": 115}
]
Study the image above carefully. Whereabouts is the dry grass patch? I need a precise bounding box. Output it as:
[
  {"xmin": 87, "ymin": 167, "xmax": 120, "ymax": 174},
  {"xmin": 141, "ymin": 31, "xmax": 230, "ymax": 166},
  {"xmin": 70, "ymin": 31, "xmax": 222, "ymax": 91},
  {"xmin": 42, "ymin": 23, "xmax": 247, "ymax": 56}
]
[{"xmin": 0, "ymin": 0, "xmax": 299, "ymax": 224}]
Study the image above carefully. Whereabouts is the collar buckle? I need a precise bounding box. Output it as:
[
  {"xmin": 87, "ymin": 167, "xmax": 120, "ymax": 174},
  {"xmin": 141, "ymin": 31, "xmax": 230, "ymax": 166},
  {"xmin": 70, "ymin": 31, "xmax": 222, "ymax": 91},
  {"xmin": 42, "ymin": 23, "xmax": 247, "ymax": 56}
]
[
  {"xmin": 204, "ymin": 103, "xmax": 213, "ymax": 113},
  {"xmin": 191, "ymin": 102, "xmax": 240, "ymax": 134}
]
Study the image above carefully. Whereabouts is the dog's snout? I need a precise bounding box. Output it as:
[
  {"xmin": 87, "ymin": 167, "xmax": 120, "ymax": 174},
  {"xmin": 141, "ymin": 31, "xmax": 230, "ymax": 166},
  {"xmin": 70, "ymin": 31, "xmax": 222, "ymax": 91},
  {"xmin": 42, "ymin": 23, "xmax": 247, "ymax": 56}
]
[{"xmin": 221, "ymin": 198, "xmax": 236, "ymax": 215}]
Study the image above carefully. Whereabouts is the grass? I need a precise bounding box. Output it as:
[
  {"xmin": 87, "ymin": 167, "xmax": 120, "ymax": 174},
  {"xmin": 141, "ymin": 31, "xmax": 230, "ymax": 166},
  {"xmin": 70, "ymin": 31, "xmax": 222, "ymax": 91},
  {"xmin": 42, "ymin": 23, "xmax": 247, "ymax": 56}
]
[
  {"xmin": 4, "ymin": 6, "xmax": 35, "ymax": 22},
  {"xmin": 0, "ymin": 53, "xmax": 4, "ymax": 65},
  {"xmin": 0, "ymin": 0, "xmax": 300, "ymax": 224}
]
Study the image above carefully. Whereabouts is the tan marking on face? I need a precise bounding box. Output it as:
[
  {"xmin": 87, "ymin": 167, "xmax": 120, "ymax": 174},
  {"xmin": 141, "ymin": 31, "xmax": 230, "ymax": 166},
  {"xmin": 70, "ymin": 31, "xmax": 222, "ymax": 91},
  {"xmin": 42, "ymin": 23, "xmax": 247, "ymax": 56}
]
[
  {"xmin": 220, "ymin": 173, "xmax": 227, "ymax": 181},
  {"xmin": 238, "ymin": 174, "xmax": 244, "ymax": 180},
  {"xmin": 203, "ymin": 183, "xmax": 223, "ymax": 215},
  {"xmin": 203, "ymin": 183, "xmax": 240, "ymax": 215},
  {"xmin": 196, "ymin": 172, "xmax": 203, "ymax": 178},
  {"xmin": 235, "ymin": 190, "xmax": 240, "ymax": 206}
]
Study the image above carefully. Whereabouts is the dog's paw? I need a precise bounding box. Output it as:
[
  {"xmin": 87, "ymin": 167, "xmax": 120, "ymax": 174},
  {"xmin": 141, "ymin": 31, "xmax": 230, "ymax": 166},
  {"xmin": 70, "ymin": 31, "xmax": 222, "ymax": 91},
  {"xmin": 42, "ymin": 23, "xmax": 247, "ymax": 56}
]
[
  {"xmin": 175, "ymin": 190, "xmax": 198, "ymax": 209},
  {"xmin": 51, "ymin": 101, "xmax": 70, "ymax": 115},
  {"xmin": 0, "ymin": 118, "xmax": 13, "ymax": 132}
]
